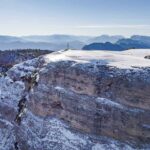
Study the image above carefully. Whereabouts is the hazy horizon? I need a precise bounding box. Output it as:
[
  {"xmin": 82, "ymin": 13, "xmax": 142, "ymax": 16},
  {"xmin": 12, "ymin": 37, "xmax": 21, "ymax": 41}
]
[
  {"xmin": 0, "ymin": 34, "xmax": 150, "ymax": 38},
  {"xmin": 0, "ymin": 0, "xmax": 150, "ymax": 36}
]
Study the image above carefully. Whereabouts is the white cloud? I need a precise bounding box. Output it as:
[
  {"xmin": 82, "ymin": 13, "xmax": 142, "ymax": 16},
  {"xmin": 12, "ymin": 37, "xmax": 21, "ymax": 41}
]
[{"xmin": 75, "ymin": 25, "xmax": 150, "ymax": 29}]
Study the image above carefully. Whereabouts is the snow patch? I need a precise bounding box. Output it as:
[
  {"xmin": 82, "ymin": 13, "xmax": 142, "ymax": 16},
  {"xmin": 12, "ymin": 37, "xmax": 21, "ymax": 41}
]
[
  {"xmin": 92, "ymin": 143, "xmax": 133, "ymax": 150},
  {"xmin": 42, "ymin": 49, "xmax": 150, "ymax": 69},
  {"xmin": 0, "ymin": 77, "xmax": 25, "ymax": 107},
  {"xmin": 96, "ymin": 98, "xmax": 123, "ymax": 109},
  {"xmin": 22, "ymin": 111, "xmax": 135, "ymax": 150}
]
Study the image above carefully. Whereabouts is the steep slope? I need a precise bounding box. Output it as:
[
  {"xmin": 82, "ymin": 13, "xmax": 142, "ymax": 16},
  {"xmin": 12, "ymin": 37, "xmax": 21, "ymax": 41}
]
[{"xmin": 0, "ymin": 49, "xmax": 150, "ymax": 149}]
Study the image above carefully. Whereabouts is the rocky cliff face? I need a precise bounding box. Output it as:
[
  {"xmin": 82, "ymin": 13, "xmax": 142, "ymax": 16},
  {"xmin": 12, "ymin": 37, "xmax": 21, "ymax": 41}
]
[{"xmin": 0, "ymin": 49, "xmax": 150, "ymax": 150}]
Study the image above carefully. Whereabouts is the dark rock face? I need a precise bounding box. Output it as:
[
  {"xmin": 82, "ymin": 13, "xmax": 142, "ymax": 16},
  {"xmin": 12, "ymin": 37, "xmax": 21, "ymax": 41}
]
[
  {"xmin": 26, "ymin": 62, "xmax": 150, "ymax": 144},
  {"xmin": 145, "ymin": 55, "xmax": 150, "ymax": 59},
  {"xmin": 0, "ymin": 50, "xmax": 150, "ymax": 149},
  {"xmin": 0, "ymin": 49, "xmax": 52, "ymax": 74}
]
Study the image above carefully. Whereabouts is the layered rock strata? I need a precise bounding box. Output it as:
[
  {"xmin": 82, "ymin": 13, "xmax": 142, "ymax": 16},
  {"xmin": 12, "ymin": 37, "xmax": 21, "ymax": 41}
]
[{"xmin": 0, "ymin": 50, "xmax": 150, "ymax": 149}]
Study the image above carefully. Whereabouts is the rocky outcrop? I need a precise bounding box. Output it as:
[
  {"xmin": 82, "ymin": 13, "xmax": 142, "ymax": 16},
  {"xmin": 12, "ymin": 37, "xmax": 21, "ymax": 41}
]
[
  {"xmin": 145, "ymin": 55, "xmax": 150, "ymax": 59},
  {"xmin": 0, "ymin": 49, "xmax": 52, "ymax": 73},
  {"xmin": 0, "ymin": 50, "xmax": 150, "ymax": 149}
]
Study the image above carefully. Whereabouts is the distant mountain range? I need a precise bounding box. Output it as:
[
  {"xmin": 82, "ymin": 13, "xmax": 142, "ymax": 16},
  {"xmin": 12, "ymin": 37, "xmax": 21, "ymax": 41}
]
[
  {"xmin": 0, "ymin": 34, "xmax": 150, "ymax": 51},
  {"xmin": 82, "ymin": 36, "xmax": 150, "ymax": 51},
  {"xmin": 87, "ymin": 35, "xmax": 124, "ymax": 44},
  {"xmin": 131, "ymin": 35, "xmax": 150, "ymax": 45},
  {"xmin": 0, "ymin": 35, "xmax": 124, "ymax": 50},
  {"xmin": 82, "ymin": 42, "xmax": 124, "ymax": 51}
]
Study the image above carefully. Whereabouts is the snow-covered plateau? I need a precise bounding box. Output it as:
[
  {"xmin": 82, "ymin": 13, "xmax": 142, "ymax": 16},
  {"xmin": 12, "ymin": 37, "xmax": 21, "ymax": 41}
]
[{"xmin": 0, "ymin": 49, "xmax": 150, "ymax": 150}]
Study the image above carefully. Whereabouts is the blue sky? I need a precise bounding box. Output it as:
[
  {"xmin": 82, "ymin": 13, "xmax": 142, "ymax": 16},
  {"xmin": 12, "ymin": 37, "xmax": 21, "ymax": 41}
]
[{"xmin": 0, "ymin": 0, "xmax": 150, "ymax": 36}]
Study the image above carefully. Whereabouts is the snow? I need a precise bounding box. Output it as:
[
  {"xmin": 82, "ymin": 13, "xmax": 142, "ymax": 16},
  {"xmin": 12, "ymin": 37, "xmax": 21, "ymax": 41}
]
[
  {"xmin": 22, "ymin": 111, "xmax": 135, "ymax": 150},
  {"xmin": 21, "ymin": 111, "xmax": 90, "ymax": 149},
  {"xmin": 54, "ymin": 86, "xmax": 67, "ymax": 93},
  {"xmin": 55, "ymin": 86, "xmax": 65, "ymax": 91},
  {"xmin": 0, "ymin": 118, "xmax": 15, "ymax": 150},
  {"xmin": 0, "ymin": 49, "xmax": 150, "ymax": 150},
  {"xmin": 142, "ymin": 124, "xmax": 150, "ymax": 130},
  {"xmin": 0, "ymin": 76, "xmax": 25, "ymax": 107},
  {"xmin": 96, "ymin": 98, "xmax": 123, "ymax": 109},
  {"xmin": 121, "ymin": 49, "xmax": 150, "ymax": 58},
  {"xmin": 92, "ymin": 143, "xmax": 133, "ymax": 150},
  {"xmin": 7, "ymin": 49, "xmax": 150, "ymax": 80},
  {"xmin": 43, "ymin": 49, "xmax": 150, "ymax": 69},
  {"xmin": 0, "ymin": 117, "xmax": 13, "ymax": 126},
  {"xmin": 95, "ymin": 97, "xmax": 145, "ymax": 114},
  {"xmin": 12, "ymin": 63, "xmax": 37, "ymax": 77}
]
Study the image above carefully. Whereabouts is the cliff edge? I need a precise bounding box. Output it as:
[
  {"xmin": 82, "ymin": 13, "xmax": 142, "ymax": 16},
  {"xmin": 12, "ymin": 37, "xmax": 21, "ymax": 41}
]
[{"xmin": 0, "ymin": 49, "xmax": 150, "ymax": 150}]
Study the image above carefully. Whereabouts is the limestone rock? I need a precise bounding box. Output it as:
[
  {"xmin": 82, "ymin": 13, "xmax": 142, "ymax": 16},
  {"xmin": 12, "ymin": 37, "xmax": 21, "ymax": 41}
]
[{"xmin": 1, "ymin": 49, "xmax": 150, "ymax": 149}]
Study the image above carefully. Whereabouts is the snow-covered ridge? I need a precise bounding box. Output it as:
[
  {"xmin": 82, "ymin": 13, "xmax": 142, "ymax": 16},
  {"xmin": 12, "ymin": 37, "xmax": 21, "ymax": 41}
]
[{"xmin": 43, "ymin": 49, "xmax": 150, "ymax": 69}]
